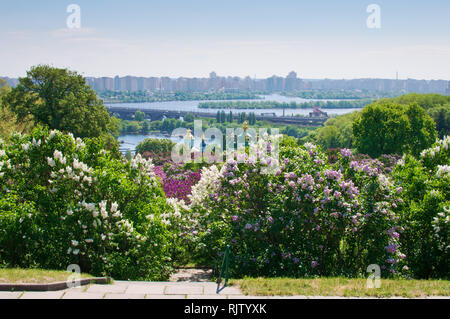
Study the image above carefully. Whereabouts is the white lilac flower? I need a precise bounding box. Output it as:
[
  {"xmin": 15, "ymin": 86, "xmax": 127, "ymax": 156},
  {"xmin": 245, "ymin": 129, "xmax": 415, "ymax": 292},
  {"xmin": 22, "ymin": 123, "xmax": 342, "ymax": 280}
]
[
  {"xmin": 47, "ymin": 157, "xmax": 56, "ymax": 167},
  {"xmin": 85, "ymin": 239, "xmax": 93, "ymax": 244},
  {"xmin": 111, "ymin": 202, "xmax": 119, "ymax": 213},
  {"xmin": 32, "ymin": 138, "xmax": 41, "ymax": 148},
  {"xmin": 0, "ymin": 150, "xmax": 6, "ymax": 157},
  {"xmin": 83, "ymin": 176, "xmax": 92, "ymax": 184},
  {"xmin": 303, "ymin": 142, "xmax": 317, "ymax": 152},
  {"xmin": 71, "ymin": 240, "xmax": 79, "ymax": 246},
  {"xmin": 73, "ymin": 249, "xmax": 79, "ymax": 255},
  {"xmin": 100, "ymin": 201, "xmax": 108, "ymax": 218},
  {"xmin": 188, "ymin": 165, "xmax": 222, "ymax": 208},
  {"xmin": 436, "ymin": 165, "xmax": 450, "ymax": 177}
]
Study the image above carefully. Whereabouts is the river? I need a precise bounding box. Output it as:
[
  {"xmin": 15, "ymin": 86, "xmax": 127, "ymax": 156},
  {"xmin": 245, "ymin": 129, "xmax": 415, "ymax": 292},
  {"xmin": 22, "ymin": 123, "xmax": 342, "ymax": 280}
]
[{"xmin": 113, "ymin": 93, "xmax": 361, "ymax": 153}]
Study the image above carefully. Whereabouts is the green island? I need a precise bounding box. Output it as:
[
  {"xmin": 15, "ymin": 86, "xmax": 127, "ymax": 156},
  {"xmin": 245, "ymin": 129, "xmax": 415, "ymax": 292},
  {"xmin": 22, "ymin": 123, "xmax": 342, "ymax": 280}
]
[
  {"xmin": 281, "ymin": 90, "xmax": 402, "ymax": 100},
  {"xmin": 98, "ymin": 90, "xmax": 260, "ymax": 103},
  {"xmin": 198, "ymin": 99, "xmax": 373, "ymax": 109}
]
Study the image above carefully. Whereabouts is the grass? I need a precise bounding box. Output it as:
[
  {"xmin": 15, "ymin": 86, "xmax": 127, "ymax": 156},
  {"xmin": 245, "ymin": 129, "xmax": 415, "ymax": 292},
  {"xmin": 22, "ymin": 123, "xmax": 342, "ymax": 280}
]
[
  {"xmin": 0, "ymin": 268, "xmax": 93, "ymax": 284},
  {"xmin": 231, "ymin": 277, "xmax": 450, "ymax": 298}
]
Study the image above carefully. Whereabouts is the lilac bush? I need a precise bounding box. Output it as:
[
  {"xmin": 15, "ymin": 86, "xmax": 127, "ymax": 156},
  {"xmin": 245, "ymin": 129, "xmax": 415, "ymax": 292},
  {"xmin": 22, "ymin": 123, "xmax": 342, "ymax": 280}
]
[
  {"xmin": 391, "ymin": 136, "xmax": 449, "ymax": 279},
  {"xmin": 187, "ymin": 138, "xmax": 404, "ymax": 278},
  {"xmin": 0, "ymin": 127, "xmax": 175, "ymax": 280}
]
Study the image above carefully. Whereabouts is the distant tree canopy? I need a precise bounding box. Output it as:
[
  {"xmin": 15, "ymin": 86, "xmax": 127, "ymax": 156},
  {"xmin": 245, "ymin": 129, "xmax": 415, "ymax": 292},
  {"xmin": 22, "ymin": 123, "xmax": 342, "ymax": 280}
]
[
  {"xmin": 311, "ymin": 111, "xmax": 359, "ymax": 150},
  {"xmin": 0, "ymin": 78, "xmax": 34, "ymax": 139},
  {"xmin": 134, "ymin": 110, "xmax": 146, "ymax": 122},
  {"xmin": 379, "ymin": 93, "xmax": 450, "ymax": 110},
  {"xmin": 3, "ymin": 65, "xmax": 116, "ymax": 138},
  {"xmin": 353, "ymin": 102, "xmax": 437, "ymax": 158},
  {"xmin": 184, "ymin": 113, "xmax": 195, "ymax": 122},
  {"xmin": 428, "ymin": 107, "xmax": 450, "ymax": 138},
  {"xmin": 135, "ymin": 138, "xmax": 176, "ymax": 155},
  {"xmin": 379, "ymin": 93, "xmax": 450, "ymax": 138}
]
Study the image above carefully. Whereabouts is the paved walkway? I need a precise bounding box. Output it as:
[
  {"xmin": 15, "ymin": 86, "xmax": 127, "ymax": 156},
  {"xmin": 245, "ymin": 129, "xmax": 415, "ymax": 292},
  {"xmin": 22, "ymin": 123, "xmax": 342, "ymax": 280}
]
[
  {"xmin": 1, "ymin": 281, "xmax": 448, "ymax": 299},
  {"xmin": 0, "ymin": 281, "xmax": 244, "ymax": 299}
]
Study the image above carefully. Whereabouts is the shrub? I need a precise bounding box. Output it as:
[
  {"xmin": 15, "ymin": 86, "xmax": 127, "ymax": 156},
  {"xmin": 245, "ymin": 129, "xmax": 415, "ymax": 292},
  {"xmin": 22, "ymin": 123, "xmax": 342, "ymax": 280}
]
[
  {"xmin": 353, "ymin": 102, "xmax": 437, "ymax": 158},
  {"xmin": 136, "ymin": 138, "xmax": 176, "ymax": 155},
  {"xmin": 186, "ymin": 138, "xmax": 404, "ymax": 278},
  {"xmin": 392, "ymin": 136, "xmax": 449, "ymax": 279},
  {"xmin": 0, "ymin": 127, "xmax": 175, "ymax": 280}
]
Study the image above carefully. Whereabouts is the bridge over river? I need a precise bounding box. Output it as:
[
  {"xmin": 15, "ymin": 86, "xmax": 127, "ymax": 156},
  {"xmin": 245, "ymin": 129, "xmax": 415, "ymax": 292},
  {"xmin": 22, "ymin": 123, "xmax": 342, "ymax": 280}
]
[{"xmin": 107, "ymin": 106, "xmax": 328, "ymax": 126}]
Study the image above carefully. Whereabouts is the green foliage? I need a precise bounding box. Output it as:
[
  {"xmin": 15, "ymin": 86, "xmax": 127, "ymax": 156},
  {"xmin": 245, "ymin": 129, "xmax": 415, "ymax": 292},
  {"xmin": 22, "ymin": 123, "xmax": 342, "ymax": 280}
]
[
  {"xmin": 188, "ymin": 141, "xmax": 403, "ymax": 278},
  {"xmin": 282, "ymin": 125, "xmax": 310, "ymax": 139},
  {"xmin": 353, "ymin": 102, "xmax": 437, "ymax": 158},
  {"xmin": 184, "ymin": 113, "xmax": 195, "ymax": 122},
  {"xmin": 392, "ymin": 136, "xmax": 449, "ymax": 279},
  {"xmin": 0, "ymin": 79, "xmax": 34, "ymax": 139},
  {"xmin": 0, "ymin": 127, "xmax": 175, "ymax": 280},
  {"xmin": 199, "ymin": 99, "xmax": 371, "ymax": 110},
  {"xmin": 381, "ymin": 93, "xmax": 450, "ymax": 110},
  {"xmin": 248, "ymin": 112, "xmax": 256, "ymax": 125},
  {"xmin": 98, "ymin": 90, "xmax": 259, "ymax": 103},
  {"xmin": 380, "ymin": 93, "xmax": 450, "ymax": 138},
  {"xmin": 427, "ymin": 107, "xmax": 450, "ymax": 138},
  {"xmin": 134, "ymin": 110, "xmax": 146, "ymax": 122},
  {"xmin": 283, "ymin": 90, "xmax": 401, "ymax": 100},
  {"xmin": 3, "ymin": 65, "xmax": 116, "ymax": 139},
  {"xmin": 307, "ymin": 111, "xmax": 359, "ymax": 150},
  {"xmin": 136, "ymin": 138, "xmax": 176, "ymax": 155}
]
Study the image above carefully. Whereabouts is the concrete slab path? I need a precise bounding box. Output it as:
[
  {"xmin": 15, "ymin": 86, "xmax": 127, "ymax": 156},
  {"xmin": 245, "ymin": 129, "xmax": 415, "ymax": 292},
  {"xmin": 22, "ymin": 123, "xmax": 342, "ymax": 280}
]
[
  {"xmin": 0, "ymin": 281, "xmax": 448, "ymax": 299},
  {"xmin": 1, "ymin": 281, "xmax": 243, "ymax": 299}
]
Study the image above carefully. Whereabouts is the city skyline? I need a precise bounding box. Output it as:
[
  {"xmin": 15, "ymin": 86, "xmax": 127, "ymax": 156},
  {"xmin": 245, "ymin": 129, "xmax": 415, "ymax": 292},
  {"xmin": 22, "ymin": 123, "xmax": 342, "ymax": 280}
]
[
  {"xmin": 4, "ymin": 71, "xmax": 449, "ymax": 95},
  {"xmin": 1, "ymin": 0, "xmax": 449, "ymax": 79}
]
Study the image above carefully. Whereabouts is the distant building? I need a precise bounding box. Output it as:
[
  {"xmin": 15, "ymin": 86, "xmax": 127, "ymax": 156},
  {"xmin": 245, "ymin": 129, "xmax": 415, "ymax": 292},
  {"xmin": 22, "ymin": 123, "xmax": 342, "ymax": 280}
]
[{"xmin": 309, "ymin": 107, "xmax": 328, "ymax": 118}]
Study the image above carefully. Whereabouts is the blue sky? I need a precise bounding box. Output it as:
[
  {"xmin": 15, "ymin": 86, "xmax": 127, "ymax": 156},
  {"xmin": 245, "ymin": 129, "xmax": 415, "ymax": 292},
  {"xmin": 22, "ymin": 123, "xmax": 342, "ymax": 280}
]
[{"xmin": 1, "ymin": 0, "xmax": 449, "ymax": 79}]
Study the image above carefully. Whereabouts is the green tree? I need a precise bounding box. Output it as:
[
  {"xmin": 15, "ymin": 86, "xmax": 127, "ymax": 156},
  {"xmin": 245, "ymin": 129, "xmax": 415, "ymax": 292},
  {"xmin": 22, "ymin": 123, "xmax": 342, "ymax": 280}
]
[
  {"xmin": 216, "ymin": 111, "xmax": 221, "ymax": 123},
  {"xmin": 142, "ymin": 120, "xmax": 150, "ymax": 134},
  {"xmin": 227, "ymin": 111, "xmax": 233, "ymax": 123},
  {"xmin": 0, "ymin": 79, "xmax": 34, "ymax": 139},
  {"xmin": 353, "ymin": 102, "xmax": 437, "ymax": 157},
  {"xmin": 220, "ymin": 110, "xmax": 226, "ymax": 123},
  {"xmin": 136, "ymin": 138, "xmax": 176, "ymax": 154},
  {"xmin": 428, "ymin": 106, "xmax": 449, "ymax": 138},
  {"xmin": 126, "ymin": 122, "xmax": 140, "ymax": 133},
  {"xmin": 3, "ymin": 65, "xmax": 116, "ymax": 138},
  {"xmin": 134, "ymin": 110, "xmax": 146, "ymax": 122},
  {"xmin": 184, "ymin": 113, "xmax": 195, "ymax": 122}
]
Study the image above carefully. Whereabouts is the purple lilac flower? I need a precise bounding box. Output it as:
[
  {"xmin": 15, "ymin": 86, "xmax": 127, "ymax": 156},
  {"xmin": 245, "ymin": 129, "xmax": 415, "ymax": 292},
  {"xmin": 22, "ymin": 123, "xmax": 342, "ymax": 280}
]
[
  {"xmin": 311, "ymin": 261, "xmax": 319, "ymax": 268},
  {"xmin": 385, "ymin": 244, "xmax": 397, "ymax": 254},
  {"xmin": 340, "ymin": 148, "xmax": 352, "ymax": 157}
]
